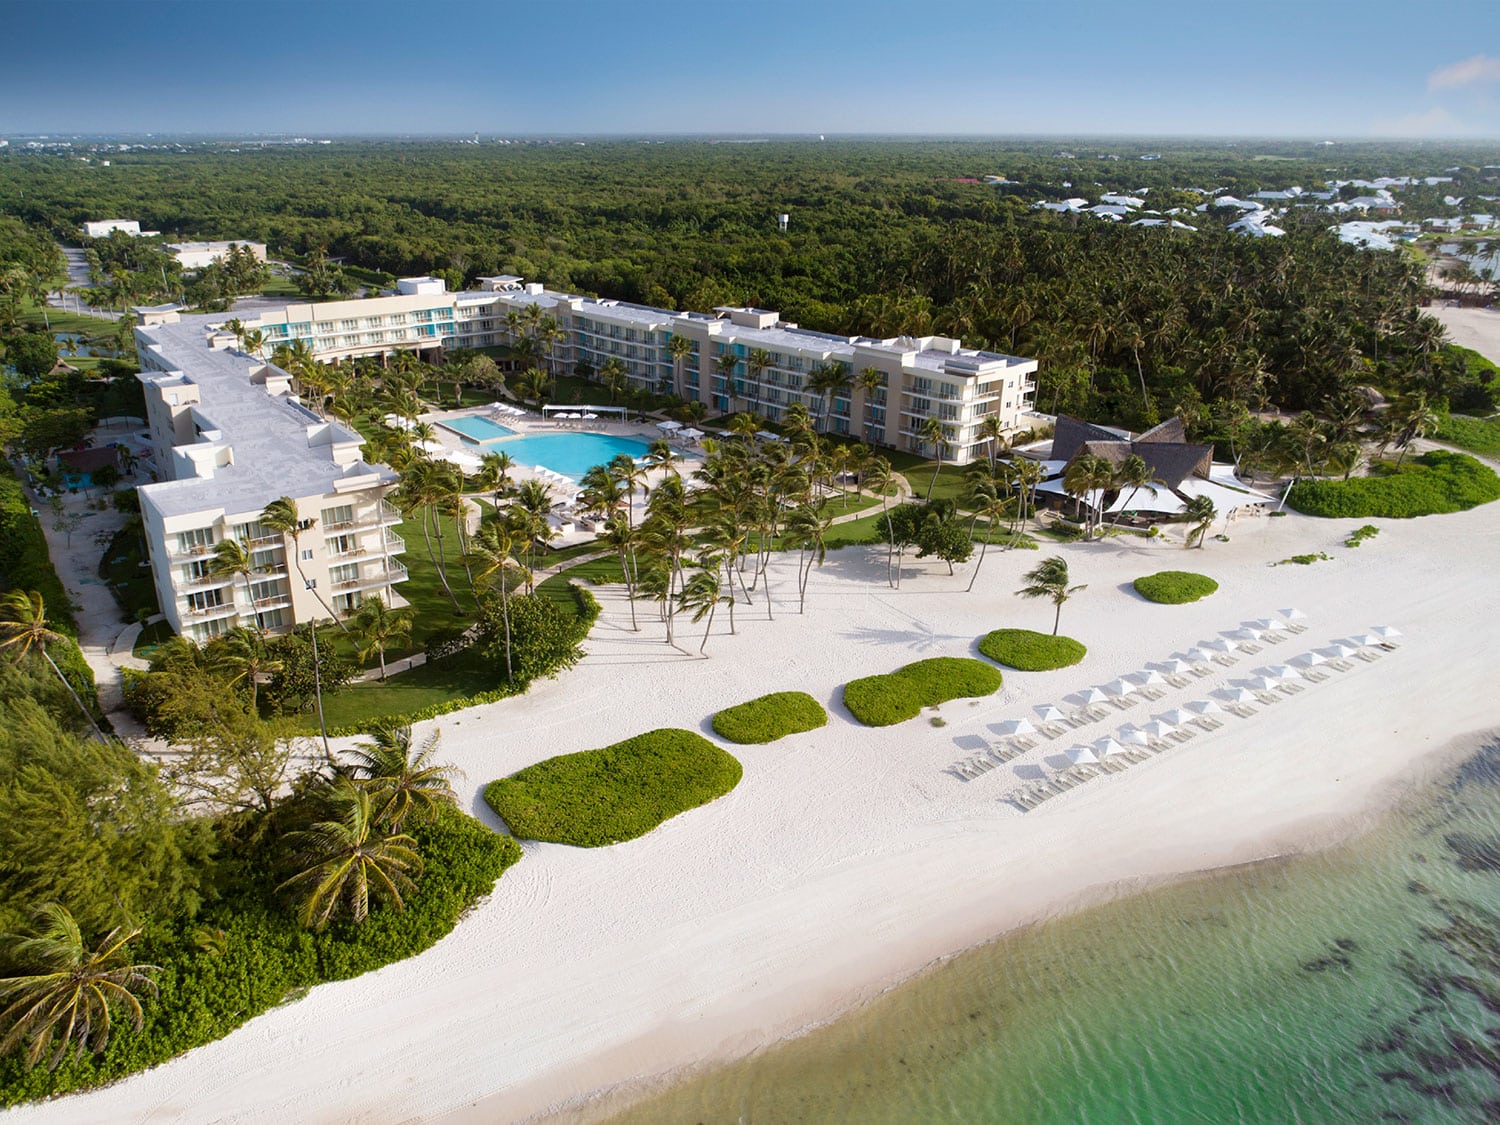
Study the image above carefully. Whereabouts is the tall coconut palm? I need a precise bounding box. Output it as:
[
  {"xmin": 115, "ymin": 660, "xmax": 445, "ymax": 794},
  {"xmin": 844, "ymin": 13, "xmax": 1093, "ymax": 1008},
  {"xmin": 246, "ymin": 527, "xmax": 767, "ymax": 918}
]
[
  {"xmin": 917, "ymin": 416, "xmax": 950, "ymax": 500},
  {"xmin": 475, "ymin": 451, "xmax": 516, "ymax": 507},
  {"xmin": 259, "ymin": 497, "xmax": 350, "ymax": 630},
  {"xmin": 0, "ymin": 905, "xmax": 157, "ymax": 1072},
  {"xmin": 602, "ymin": 519, "xmax": 640, "ymax": 633},
  {"xmin": 1108, "ymin": 453, "xmax": 1159, "ymax": 530},
  {"xmin": 667, "ymin": 333, "xmax": 694, "ymax": 398},
  {"xmin": 208, "ymin": 537, "xmax": 263, "ymax": 635},
  {"xmin": 715, "ymin": 350, "xmax": 741, "ymax": 412},
  {"xmin": 854, "ymin": 366, "xmax": 885, "ymax": 446},
  {"xmin": 744, "ymin": 348, "xmax": 774, "ymax": 414},
  {"xmin": 678, "ymin": 559, "xmax": 726, "ymax": 655},
  {"xmin": 599, "ymin": 357, "xmax": 628, "ymax": 404},
  {"xmin": 783, "ymin": 501, "xmax": 830, "ymax": 615},
  {"xmin": 0, "ymin": 590, "xmax": 105, "ymax": 742},
  {"xmin": 964, "ymin": 479, "xmax": 1012, "ymax": 592},
  {"xmin": 1016, "ymin": 556, "xmax": 1086, "ymax": 635},
  {"xmin": 344, "ymin": 725, "xmax": 462, "ymax": 830},
  {"xmin": 1184, "ymin": 495, "xmax": 1217, "ymax": 549},
  {"xmin": 277, "ymin": 780, "xmax": 423, "ymax": 931},
  {"xmin": 863, "ymin": 456, "xmax": 899, "ymax": 586},
  {"xmin": 351, "ymin": 598, "xmax": 414, "ymax": 681},
  {"xmin": 977, "ymin": 414, "xmax": 1007, "ymax": 468},
  {"xmin": 470, "ymin": 519, "xmax": 525, "ymax": 678}
]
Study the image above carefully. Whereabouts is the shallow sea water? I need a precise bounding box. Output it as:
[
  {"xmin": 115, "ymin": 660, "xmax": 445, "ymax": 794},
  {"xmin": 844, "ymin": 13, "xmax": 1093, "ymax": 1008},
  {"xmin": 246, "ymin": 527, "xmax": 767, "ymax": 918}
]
[{"xmin": 606, "ymin": 741, "xmax": 1500, "ymax": 1124}]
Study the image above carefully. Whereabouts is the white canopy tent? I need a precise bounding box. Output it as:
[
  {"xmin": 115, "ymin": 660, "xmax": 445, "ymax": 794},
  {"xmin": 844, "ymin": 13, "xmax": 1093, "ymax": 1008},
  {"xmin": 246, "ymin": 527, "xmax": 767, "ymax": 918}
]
[{"xmin": 656, "ymin": 420, "xmax": 683, "ymax": 432}]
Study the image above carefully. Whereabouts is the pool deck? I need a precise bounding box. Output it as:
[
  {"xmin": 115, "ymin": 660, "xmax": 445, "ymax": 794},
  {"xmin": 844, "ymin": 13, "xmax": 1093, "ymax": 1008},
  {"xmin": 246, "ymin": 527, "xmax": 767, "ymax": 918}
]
[{"xmin": 422, "ymin": 403, "xmax": 705, "ymax": 547}]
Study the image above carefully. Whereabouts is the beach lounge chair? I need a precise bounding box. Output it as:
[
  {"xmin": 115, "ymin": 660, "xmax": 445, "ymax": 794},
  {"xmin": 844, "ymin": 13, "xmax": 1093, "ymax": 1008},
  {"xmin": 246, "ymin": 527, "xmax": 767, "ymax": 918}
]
[
  {"xmin": 1276, "ymin": 682, "xmax": 1304, "ymax": 696},
  {"xmin": 1211, "ymin": 654, "xmax": 1237, "ymax": 667},
  {"xmin": 1226, "ymin": 703, "xmax": 1256, "ymax": 718},
  {"xmin": 1286, "ymin": 622, "xmax": 1308, "ymax": 634},
  {"xmin": 1188, "ymin": 664, "xmax": 1213, "ymax": 678},
  {"xmin": 1302, "ymin": 669, "xmax": 1330, "ymax": 683},
  {"xmin": 1328, "ymin": 658, "xmax": 1354, "ymax": 672},
  {"xmin": 1254, "ymin": 691, "xmax": 1281, "ymax": 706},
  {"xmin": 1235, "ymin": 642, "xmax": 1263, "ymax": 655},
  {"xmin": 1353, "ymin": 650, "xmax": 1379, "ymax": 663},
  {"xmin": 1164, "ymin": 673, "xmax": 1190, "ymax": 689}
]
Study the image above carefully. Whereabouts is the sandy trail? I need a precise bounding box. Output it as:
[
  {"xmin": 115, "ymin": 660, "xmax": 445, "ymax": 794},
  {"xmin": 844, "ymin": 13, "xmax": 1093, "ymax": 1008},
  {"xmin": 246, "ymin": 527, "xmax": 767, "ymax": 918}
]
[{"xmin": 8, "ymin": 494, "xmax": 1500, "ymax": 1125}]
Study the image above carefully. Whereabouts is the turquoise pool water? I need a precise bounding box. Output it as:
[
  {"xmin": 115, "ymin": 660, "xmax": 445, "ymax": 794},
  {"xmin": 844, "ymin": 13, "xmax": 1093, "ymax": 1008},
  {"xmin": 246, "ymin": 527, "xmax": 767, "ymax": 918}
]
[
  {"xmin": 500, "ymin": 433, "xmax": 652, "ymax": 479},
  {"xmin": 439, "ymin": 415, "xmax": 517, "ymax": 443}
]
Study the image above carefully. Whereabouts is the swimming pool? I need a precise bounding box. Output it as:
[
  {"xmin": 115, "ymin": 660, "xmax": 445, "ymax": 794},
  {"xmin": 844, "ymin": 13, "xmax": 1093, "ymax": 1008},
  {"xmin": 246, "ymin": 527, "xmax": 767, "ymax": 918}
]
[
  {"xmin": 439, "ymin": 415, "xmax": 517, "ymax": 443},
  {"xmin": 500, "ymin": 433, "xmax": 653, "ymax": 479}
]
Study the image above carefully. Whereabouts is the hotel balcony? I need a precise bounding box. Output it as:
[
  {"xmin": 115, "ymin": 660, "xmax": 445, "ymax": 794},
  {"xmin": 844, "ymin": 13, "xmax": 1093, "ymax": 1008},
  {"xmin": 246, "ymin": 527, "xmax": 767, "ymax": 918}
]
[
  {"xmin": 177, "ymin": 573, "xmax": 237, "ymax": 593},
  {"xmin": 330, "ymin": 561, "xmax": 410, "ymax": 594},
  {"xmin": 181, "ymin": 601, "xmax": 239, "ymax": 623},
  {"xmin": 323, "ymin": 499, "xmax": 403, "ymax": 533},
  {"xmin": 166, "ymin": 541, "xmax": 217, "ymax": 560},
  {"xmin": 327, "ymin": 530, "xmax": 405, "ymax": 562}
]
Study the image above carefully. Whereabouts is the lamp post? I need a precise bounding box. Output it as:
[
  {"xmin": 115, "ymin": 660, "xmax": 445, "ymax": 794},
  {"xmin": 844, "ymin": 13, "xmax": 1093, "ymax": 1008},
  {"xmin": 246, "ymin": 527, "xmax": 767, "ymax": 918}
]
[{"xmin": 304, "ymin": 578, "xmax": 331, "ymax": 761}]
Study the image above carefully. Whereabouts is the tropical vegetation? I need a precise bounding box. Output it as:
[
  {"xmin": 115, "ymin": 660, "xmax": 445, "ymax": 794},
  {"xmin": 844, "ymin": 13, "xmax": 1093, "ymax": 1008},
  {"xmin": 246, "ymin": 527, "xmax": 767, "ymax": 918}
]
[
  {"xmin": 484, "ymin": 729, "xmax": 743, "ymax": 847},
  {"xmin": 842, "ymin": 657, "xmax": 1003, "ymax": 727},
  {"xmin": 710, "ymin": 691, "xmax": 829, "ymax": 745},
  {"xmin": 1286, "ymin": 451, "xmax": 1500, "ymax": 518},
  {"xmin": 1133, "ymin": 570, "xmax": 1220, "ymax": 604},
  {"xmin": 977, "ymin": 628, "xmax": 1087, "ymax": 671}
]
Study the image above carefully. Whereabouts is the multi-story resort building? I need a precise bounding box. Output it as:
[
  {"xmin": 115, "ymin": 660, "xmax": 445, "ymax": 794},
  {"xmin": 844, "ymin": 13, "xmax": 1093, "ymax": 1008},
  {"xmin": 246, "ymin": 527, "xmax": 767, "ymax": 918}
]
[
  {"xmin": 134, "ymin": 313, "xmax": 407, "ymax": 643},
  {"xmin": 247, "ymin": 276, "xmax": 1039, "ymax": 466}
]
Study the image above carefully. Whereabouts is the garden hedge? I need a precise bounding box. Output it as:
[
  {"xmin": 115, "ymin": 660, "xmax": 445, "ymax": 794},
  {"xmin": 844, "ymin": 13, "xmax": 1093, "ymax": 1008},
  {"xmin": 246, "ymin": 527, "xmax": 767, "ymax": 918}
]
[
  {"xmin": 1133, "ymin": 571, "xmax": 1219, "ymax": 605},
  {"xmin": 711, "ymin": 691, "xmax": 828, "ymax": 744},
  {"xmin": 843, "ymin": 656, "xmax": 1002, "ymax": 727},
  {"xmin": 977, "ymin": 628, "xmax": 1086, "ymax": 671},
  {"xmin": 484, "ymin": 728, "xmax": 742, "ymax": 847},
  {"xmin": 1286, "ymin": 451, "xmax": 1500, "ymax": 518}
]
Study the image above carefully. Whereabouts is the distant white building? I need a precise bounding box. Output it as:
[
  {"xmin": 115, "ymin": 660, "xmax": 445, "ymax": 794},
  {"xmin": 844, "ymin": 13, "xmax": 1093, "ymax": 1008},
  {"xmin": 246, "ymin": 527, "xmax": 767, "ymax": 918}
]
[
  {"xmin": 83, "ymin": 219, "xmax": 144, "ymax": 238},
  {"xmin": 166, "ymin": 240, "xmax": 268, "ymax": 270},
  {"xmin": 1228, "ymin": 217, "xmax": 1286, "ymax": 238},
  {"xmin": 1099, "ymin": 193, "xmax": 1145, "ymax": 208},
  {"xmin": 1032, "ymin": 198, "xmax": 1090, "ymax": 213}
]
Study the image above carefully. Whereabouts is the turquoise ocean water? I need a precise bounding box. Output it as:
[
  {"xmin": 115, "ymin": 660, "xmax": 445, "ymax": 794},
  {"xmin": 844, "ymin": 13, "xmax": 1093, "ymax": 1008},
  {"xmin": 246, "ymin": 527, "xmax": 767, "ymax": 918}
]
[{"xmin": 606, "ymin": 741, "xmax": 1500, "ymax": 1124}]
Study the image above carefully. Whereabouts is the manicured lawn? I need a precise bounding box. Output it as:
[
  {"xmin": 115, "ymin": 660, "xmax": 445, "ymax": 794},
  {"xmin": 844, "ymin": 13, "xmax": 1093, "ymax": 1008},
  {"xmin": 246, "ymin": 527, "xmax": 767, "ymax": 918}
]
[
  {"xmin": 309, "ymin": 646, "xmax": 503, "ymax": 732},
  {"xmin": 389, "ymin": 511, "xmax": 480, "ymax": 655},
  {"xmin": 1134, "ymin": 571, "xmax": 1219, "ymax": 604},
  {"xmin": 536, "ymin": 555, "xmax": 626, "ymax": 616},
  {"xmin": 711, "ymin": 691, "xmax": 828, "ymax": 744},
  {"xmin": 484, "ymin": 728, "xmax": 742, "ymax": 846},
  {"xmin": 1287, "ymin": 451, "xmax": 1500, "ymax": 518},
  {"xmin": 98, "ymin": 523, "xmax": 159, "ymax": 624},
  {"xmin": 843, "ymin": 656, "xmax": 1002, "ymax": 726},
  {"xmin": 132, "ymin": 618, "xmax": 174, "ymax": 660},
  {"xmin": 978, "ymin": 628, "xmax": 1086, "ymax": 671},
  {"xmin": 1433, "ymin": 413, "xmax": 1500, "ymax": 458}
]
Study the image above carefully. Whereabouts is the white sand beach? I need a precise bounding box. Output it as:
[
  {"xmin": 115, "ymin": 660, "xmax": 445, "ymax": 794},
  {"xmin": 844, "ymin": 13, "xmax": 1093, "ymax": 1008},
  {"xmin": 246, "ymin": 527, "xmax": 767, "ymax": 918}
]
[{"xmin": 9, "ymin": 491, "xmax": 1500, "ymax": 1124}]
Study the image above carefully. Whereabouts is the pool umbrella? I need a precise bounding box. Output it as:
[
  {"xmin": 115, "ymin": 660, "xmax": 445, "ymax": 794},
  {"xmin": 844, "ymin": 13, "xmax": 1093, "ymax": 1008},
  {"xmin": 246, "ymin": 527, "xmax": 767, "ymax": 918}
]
[
  {"xmin": 995, "ymin": 719, "xmax": 1036, "ymax": 737},
  {"xmin": 656, "ymin": 419, "xmax": 683, "ymax": 431}
]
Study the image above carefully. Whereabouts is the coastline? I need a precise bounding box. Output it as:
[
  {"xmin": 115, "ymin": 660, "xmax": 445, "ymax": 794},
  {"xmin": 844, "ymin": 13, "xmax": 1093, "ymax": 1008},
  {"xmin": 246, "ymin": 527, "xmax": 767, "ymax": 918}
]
[
  {"xmin": 8, "ymin": 486, "xmax": 1500, "ymax": 1125},
  {"xmin": 475, "ymin": 728, "xmax": 1492, "ymax": 1125}
]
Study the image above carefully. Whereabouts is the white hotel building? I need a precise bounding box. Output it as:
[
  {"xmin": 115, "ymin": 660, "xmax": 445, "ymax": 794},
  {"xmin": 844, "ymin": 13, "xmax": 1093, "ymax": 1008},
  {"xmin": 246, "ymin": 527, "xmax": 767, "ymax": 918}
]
[
  {"xmin": 134, "ymin": 314, "xmax": 406, "ymax": 643},
  {"xmin": 247, "ymin": 276, "xmax": 1038, "ymax": 466}
]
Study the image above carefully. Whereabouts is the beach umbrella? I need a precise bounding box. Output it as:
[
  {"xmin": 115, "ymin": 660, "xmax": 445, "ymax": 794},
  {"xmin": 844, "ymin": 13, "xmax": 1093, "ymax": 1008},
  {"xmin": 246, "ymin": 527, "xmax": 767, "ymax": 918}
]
[
  {"xmin": 1248, "ymin": 617, "xmax": 1287, "ymax": 633},
  {"xmin": 995, "ymin": 719, "xmax": 1037, "ymax": 737},
  {"xmin": 679, "ymin": 427, "xmax": 704, "ymax": 439},
  {"xmin": 1264, "ymin": 664, "xmax": 1302, "ymax": 680},
  {"xmin": 1118, "ymin": 726, "xmax": 1152, "ymax": 746},
  {"xmin": 1154, "ymin": 658, "xmax": 1193, "ymax": 675},
  {"xmin": 1280, "ymin": 607, "xmax": 1307, "ymax": 621},
  {"xmin": 1074, "ymin": 688, "xmax": 1109, "ymax": 706},
  {"xmin": 656, "ymin": 419, "xmax": 683, "ymax": 431},
  {"xmin": 1093, "ymin": 736, "xmax": 1131, "ymax": 758},
  {"xmin": 1291, "ymin": 651, "xmax": 1326, "ymax": 668},
  {"xmin": 1140, "ymin": 719, "xmax": 1175, "ymax": 739},
  {"xmin": 1243, "ymin": 677, "xmax": 1279, "ymax": 693},
  {"xmin": 1128, "ymin": 670, "xmax": 1166, "ymax": 687},
  {"xmin": 1185, "ymin": 699, "xmax": 1223, "ymax": 715},
  {"xmin": 1371, "ymin": 625, "xmax": 1402, "ymax": 639},
  {"xmin": 1215, "ymin": 686, "xmax": 1258, "ymax": 704},
  {"xmin": 1199, "ymin": 638, "xmax": 1234, "ymax": 654},
  {"xmin": 1180, "ymin": 647, "xmax": 1213, "ymax": 665},
  {"xmin": 1227, "ymin": 627, "xmax": 1263, "ymax": 642},
  {"xmin": 1034, "ymin": 704, "xmax": 1068, "ymax": 722},
  {"xmin": 1157, "ymin": 708, "xmax": 1197, "ymax": 727},
  {"xmin": 1066, "ymin": 745, "xmax": 1101, "ymax": 765},
  {"xmin": 1349, "ymin": 633, "xmax": 1382, "ymax": 648},
  {"xmin": 1100, "ymin": 678, "xmax": 1135, "ymax": 697},
  {"xmin": 1321, "ymin": 643, "xmax": 1358, "ymax": 659}
]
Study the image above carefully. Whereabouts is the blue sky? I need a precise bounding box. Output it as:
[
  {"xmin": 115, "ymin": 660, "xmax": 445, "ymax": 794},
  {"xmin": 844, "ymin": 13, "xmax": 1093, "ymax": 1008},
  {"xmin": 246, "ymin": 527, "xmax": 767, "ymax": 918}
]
[{"xmin": 4, "ymin": 0, "xmax": 1499, "ymax": 138}]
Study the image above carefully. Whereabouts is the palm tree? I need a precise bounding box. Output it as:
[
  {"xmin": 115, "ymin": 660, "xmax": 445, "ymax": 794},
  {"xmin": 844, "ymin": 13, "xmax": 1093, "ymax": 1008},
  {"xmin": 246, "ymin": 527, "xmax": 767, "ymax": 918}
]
[
  {"xmin": 667, "ymin": 333, "xmax": 694, "ymax": 398},
  {"xmin": 977, "ymin": 414, "xmax": 1007, "ymax": 468},
  {"xmin": 918, "ymin": 416, "xmax": 950, "ymax": 500},
  {"xmin": 602, "ymin": 519, "xmax": 640, "ymax": 632},
  {"xmin": 209, "ymin": 537, "xmax": 263, "ymax": 635},
  {"xmin": 1109, "ymin": 453, "xmax": 1159, "ymax": 530},
  {"xmin": 351, "ymin": 598, "xmax": 413, "ymax": 681},
  {"xmin": 1392, "ymin": 391, "xmax": 1440, "ymax": 465},
  {"xmin": 678, "ymin": 560, "xmax": 726, "ymax": 655},
  {"xmin": 599, "ymin": 357, "xmax": 628, "ymax": 404},
  {"xmin": 0, "ymin": 904, "xmax": 158, "ymax": 1072},
  {"xmin": 469, "ymin": 520, "xmax": 525, "ymax": 679},
  {"xmin": 744, "ymin": 348, "xmax": 774, "ymax": 414},
  {"xmin": 783, "ymin": 502, "xmax": 830, "ymax": 615},
  {"xmin": 475, "ymin": 451, "xmax": 515, "ymax": 507},
  {"xmin": 259, "ymin": 497, "xmax": 350, "ymax": 631},
  {"xmin": 0, "ymin": 590, "xmax": 105, "ymax": 742},
  {"xmin": 964, "ymin": 479, "xmax": 1012, "ymax": 592},
  {"xmin": 863, "ymin": 456, "xmax": 898, "ymax": 586},
  {"xmin": 1016, "ymin": 556, "xmax": 1086, "ymax": 635},
  {"xmin": 854, "ymin": 366, "xmax": 884, "ymax": 446},
  {"xmin": 278, "ymin": 780, "xmax": 423, "ymax": 931},
  {"xmin": 344, "ymin": 725, "xmax": 462, "ymax": 830},
  {"xmin": 715, "ymin": 350, "xmax": 741, "ymax": 412},
  {"xmin": 210, "ymin": 627, "xmax": 282, "ymax": 709},
  {"xmin": 1184, "ymin": 495, "xmax": 1217, "ymax": 549}
]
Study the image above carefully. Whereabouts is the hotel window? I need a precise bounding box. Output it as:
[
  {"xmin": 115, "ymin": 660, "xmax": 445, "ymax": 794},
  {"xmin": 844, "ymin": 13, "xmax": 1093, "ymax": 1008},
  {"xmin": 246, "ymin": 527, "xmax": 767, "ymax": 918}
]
[
  {"xmin": 251, "ymin": 547, "xmax": 283, "ymax": 571},
  {"xmin": 328, "ymin": 534, "xmax": 356, "ymax": 556},
  {"xmin": 179, "ymin": 560, "xmax": 211, "ymax": 584},
  {"xmin": 250, "ymin": 578, "xmax": 284, "ymax": 603},
  {"xmin": 175, "ymin": 527, "xmax": 215, "ymax": 554},
  {"xmin": 322, "ymin": 504, "xmax": 355, "ymax": 528},
  {"xmin": 330, "ymin": 563, "xmax": 360, "ymax": 586}
]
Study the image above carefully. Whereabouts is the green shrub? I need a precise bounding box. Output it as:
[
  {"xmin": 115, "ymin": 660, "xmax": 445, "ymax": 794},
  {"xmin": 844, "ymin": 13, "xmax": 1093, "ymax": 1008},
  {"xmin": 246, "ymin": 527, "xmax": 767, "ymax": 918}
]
[
  {"xmin": 1345, "ymin": 524, "xmax": 1380, "ymax": 547},
  {"xmin": 1273, "ymin": 552, "xmax": 1331, "ymax": 566},
  {"xmin": 843, "ymin": 657, "xmax": 1002, "ymax": 726},
  {"xmin": 1133, "ymin": 571, "xmax": 1219, "ymax": 604},
  {"xmin": 1433, "ymin": 413, "xmax": 1500, "ymax": 457},
  {"xmin": 711, "ymin": 691, "xmax": 828, "ymax": 744},
  {"xmin": 1286, "ymin": 451, "xmax": 1500, "ymax": 518},
  {"xmin": 484, "ymin": 729, "xmax": 742, "ymax": 847},
  {"xmin": 977, "ymin": 628, "xmax": 1086, "ymax": 671},
  {"xmin": 0, "ymin": 471, "xmax": 76, "ymax": 633},
  {"xmin": 0, "ymin": 808, "xmax": 521, "ymax": 1105}
]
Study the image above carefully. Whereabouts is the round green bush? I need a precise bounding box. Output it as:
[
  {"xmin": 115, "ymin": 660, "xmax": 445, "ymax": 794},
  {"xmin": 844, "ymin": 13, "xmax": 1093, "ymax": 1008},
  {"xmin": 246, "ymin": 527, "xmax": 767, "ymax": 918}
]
[
  {"xmin": 1133, "ymin": 571, "xmax": 1219, "ymax": 605},
  {"xmin": 712, "ymin": 691, "xmax": 828, "ymax": 744},
  {"xmin": 843, "ymin": 656, "xmax": 1002, "ymax": 727},
  {"xmin": 977, "ymin": 628, "xmax": 1086, "ymax": 671},
  {"xmin": 484, "ymin": 729, "xmax": 742, "ymax": 847},
  {"xmin": 1287, "ymin": 450, "xmax": 1500, "ymax": 518}
]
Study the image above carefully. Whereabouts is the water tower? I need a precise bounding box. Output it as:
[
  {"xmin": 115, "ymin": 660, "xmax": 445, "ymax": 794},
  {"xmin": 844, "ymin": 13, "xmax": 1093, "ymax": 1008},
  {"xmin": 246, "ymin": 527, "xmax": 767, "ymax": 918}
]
[{"xmin": 778, "ymin": 213, "xmax": 790, "ymax": 233}]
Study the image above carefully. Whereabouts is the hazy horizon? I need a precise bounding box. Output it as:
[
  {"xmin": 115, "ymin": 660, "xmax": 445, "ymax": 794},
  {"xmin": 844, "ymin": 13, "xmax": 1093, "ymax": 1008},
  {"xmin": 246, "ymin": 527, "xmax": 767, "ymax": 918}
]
[{"xmin": 4, "ymin": 0, "xmax": 1500, "ymax": 140}]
